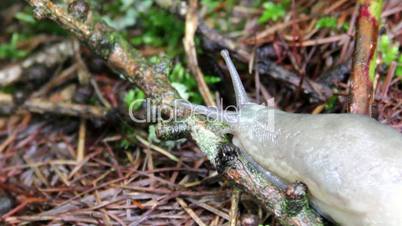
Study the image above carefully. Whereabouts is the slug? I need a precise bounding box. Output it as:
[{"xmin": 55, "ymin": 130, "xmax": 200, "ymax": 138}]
[{"xmin": 179, "ymin": 50, "xmax": 402, "ymax": 226}]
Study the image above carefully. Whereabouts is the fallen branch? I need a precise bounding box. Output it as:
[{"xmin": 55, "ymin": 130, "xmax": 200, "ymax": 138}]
[
  {"xmin": 0, "ymin": 92, "xmax": 108, "ymax": 119},
  {"xmin": 0, "ymin": 40, "xmax": 77, "ymax": 86}
]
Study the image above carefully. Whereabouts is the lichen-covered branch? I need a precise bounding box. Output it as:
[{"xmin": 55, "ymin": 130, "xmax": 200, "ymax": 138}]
[
  {"xmin": 26, "ymin": 0, "xmax": 178, "ymax": 106},
  {"xmin": 349, "ymin": 0, "xmax": 383, "ymax": 115},
  {"xmin": 220, "ymin": 146, "xmax": 323, "ymax": 226}
]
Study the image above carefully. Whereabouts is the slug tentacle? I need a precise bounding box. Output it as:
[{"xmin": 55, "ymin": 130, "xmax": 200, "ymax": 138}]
[
  {"xmin": 176, "ymin": 50, "xmax": 251, "ymax": 126},
  {"xmin": 220, "ymin": 49, "xmax": 249, "ymax": 108}
]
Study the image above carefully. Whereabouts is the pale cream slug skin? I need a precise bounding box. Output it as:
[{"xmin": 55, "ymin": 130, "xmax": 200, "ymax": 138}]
[{"xmin": 180, "ymin": 50, "xmax": 402, "ymax": 226}]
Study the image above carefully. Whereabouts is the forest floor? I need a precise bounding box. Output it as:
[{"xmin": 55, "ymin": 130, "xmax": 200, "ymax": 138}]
[{"xmin": 0, "ymin": 0, "xmax": 401, "ymax": 225}]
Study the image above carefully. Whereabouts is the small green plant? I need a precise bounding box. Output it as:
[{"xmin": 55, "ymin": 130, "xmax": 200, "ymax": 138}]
[
  {"xmin": 168, "ymin": 63, "xmax": 221, "ymax": 104},
  {"xmin": 378, "ymin": 35, "xmax": 402, "ymax": 77},
  {"xmin": 14, "ymin": 7, "xmax": 66, "ymax": 35},
  {"xmin": 15, "ymin": 11, "xmax": 37, "ymax": 24},
  {"xmin": 379, "ymin": 35, "xmax": 399, "ymax": 64},
  {"xmin": 201, "ymin": 0, "xmax": 220, "ymax": 12},
  {"xmin": 324, "ymin": 95, "xmax": 338, "ymax": 111},
  {"xmin": 119, "ymin": 124, "xmax": 136, "ymax": 149},
  {"xmin": 102, "ymin": 0, "xmax": 153, "ymax": 30},
  {"xmin": 124, "ymin": 87, "xmax": 145, "ymax": 110},
  {"xmin": 0, "ymin": 86, "xmax": 16, "ymax": 94},
  {"xmin": 0, "ymin": 33, "xmax": 28, "ymax": 60},
  {"xmin": 168, "ymin": 63, "xmax": 198, "ymax": 102},
  {"xmin": 315, "ymin": 16, "xmax": 337, "ymax": 29},
  {"xmin": 204, "ymin": 75, "xmax": 221, "ymax": 84},
  {"xmin": 130, "ymin": 8, "xmax": 184, "ymax": 55},
  {"xmin": 258, "ymin": 1, "xmax": 289, "ymax": 24},
  {"xmin": 201, "ymin": 0, "xmax": 236, "ymax": 13},
  {"xmin": 397, "ymin": 55, "xmax": 402, "ymax": 77}
]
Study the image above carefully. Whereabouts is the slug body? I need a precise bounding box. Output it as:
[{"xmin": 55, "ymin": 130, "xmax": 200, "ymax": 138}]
[{"xmin": 181, "ymin": 50, "xmax": 402, "ymax": 226}]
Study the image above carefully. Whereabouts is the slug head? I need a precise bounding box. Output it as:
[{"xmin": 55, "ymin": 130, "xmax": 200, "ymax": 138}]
[{"xmin": 178, "ymin": 50, "xmax": 271, "ymax": 132}]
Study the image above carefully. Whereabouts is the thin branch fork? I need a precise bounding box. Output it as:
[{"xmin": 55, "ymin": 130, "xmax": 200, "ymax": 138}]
[{"xmin": 23, "ymin": 1, "xmax": 323, "ymax": 225}]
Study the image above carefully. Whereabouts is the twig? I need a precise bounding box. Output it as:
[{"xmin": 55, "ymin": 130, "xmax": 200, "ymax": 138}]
[
  {"xmin": 288, "ymin": 34, "xmax": 348, "ymax": 47},
  {"xmin": 381, "ymin": 61, "xmax": 397, "ymax": 97},
  {"xmin": 184, "ymin": 0, "xmax": 216, "ymax": 106},
  {"xmin": 0, "ymin": 92, "xmax": 108, "ymax": 119},
  {"xmin": 229, "ymin": 188, "xmax": 240, "ymax": 226},
  {"xmin": 339, "ymin": 4, "xmax": 359, "ymax": 63},
  {"xmin": 241, "ymin": 16, "xmax": 311, "ymax": 46},
  {"xmin": 255, "ymin": 59, "xmax": 333, "ymax": 102},
  {"xmin": 176, "ymin": 197, "xmax": 207, "ymax": 226},
  {"xmin": 1, "ymin": 197, "xmax": 47, "ymax": 220},
  {"xmin": 76, "ymin": 118, "xmax": 86, "ymax": 162},
  {"xmin": 349, "ymin": 0, "xmax": 383, "ymax": 115},
  {"xmin": 32, "ymin": 63, "xmax": 79, "ymax": 97},
  {"xmin": 186, "ymin": 198, "xmax": 230, "ymax": 220},
  {"xmin": 135, "ymin": 135, "xmax": 179, "ymax": 162},
  {"xmin": 0, "ymin": 129, "xmax": 18, "ymax": 153},
  {"xmin": 90, "ymin": 78, "xmax": 112, "ymax": 109},
  {"xmin": 0, "ymin": 40, "xmax": 77, "ymax": 86}
]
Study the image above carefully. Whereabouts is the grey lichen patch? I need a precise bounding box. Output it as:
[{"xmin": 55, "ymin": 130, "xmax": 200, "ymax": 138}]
[
  {"xmin": 184, "ymin": 116, "xmax": 229, "ymax": 162},
  {"xmin": 156, "ymin": 121, "xmax": 190, "ymax": 140},
  {"xmin": 87, "ymin": 30, "xmax": 113, "ymax": 58},
  {"xmin": 149, "ymin": 55, "xmax": 172, "ymax": 75},
  {"xmin": 68, "ymin": 0, "xmax": 89, "ymax": 22},
  {"xmin": 244, "ymin": 160, "xmax": 266, "ymax": 185},
  {"xmin": 156, "ymin": 115, "xmax": 228, "ymax": 163}
]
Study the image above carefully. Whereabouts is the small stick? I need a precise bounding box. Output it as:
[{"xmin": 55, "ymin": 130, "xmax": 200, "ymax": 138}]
[
  {"xmin": 0, "ymin": 92, "xmax": 108, "ymax": 119},
  {"xmin": 183, "ymin": 0, "xmax": 216, "ymax": 106},
  {"xmin": 229, "ymin": 188, "xmax": 240, "ymax": 226},
  {"xmin": 76, "ymin": 118, "xmax": 86, "ymax": 162},
  {"xmin": 135, "ymin": 135, "xmax": 179, "ymax": 162},
  {"xmin": 176, "ymin": 197, "xmax": 207, "ymax": 226},
  {"xmin": 381, "ymin": 61, "xmax": 397, "ymax": 97},
  {"xmin": 0, "ymin": 40, "xmax": 77, "ymax": 86},
  {"xmin": 349, "ymin": 0, "xmax": 383, "ymax": 115}
]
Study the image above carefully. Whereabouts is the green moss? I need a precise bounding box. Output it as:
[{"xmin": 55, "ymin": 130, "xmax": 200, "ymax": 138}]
[
  {"xmin": 0, "ymin": 34, "xmax": 28, "ymax": 60},
  {"xmin": 369, "ymin": 0, "xmax": 383, "ymax": 20},
  {"xmin": 130, "ymin": 8, "xmax": 184, "ymax": 56},
  {"xmin": 258, "ymin": 1, "xmax": 287, "ymax": 24},
  {"xmin": 315, "ymin": 17, "xmax": 337, "ymax": 30}
]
